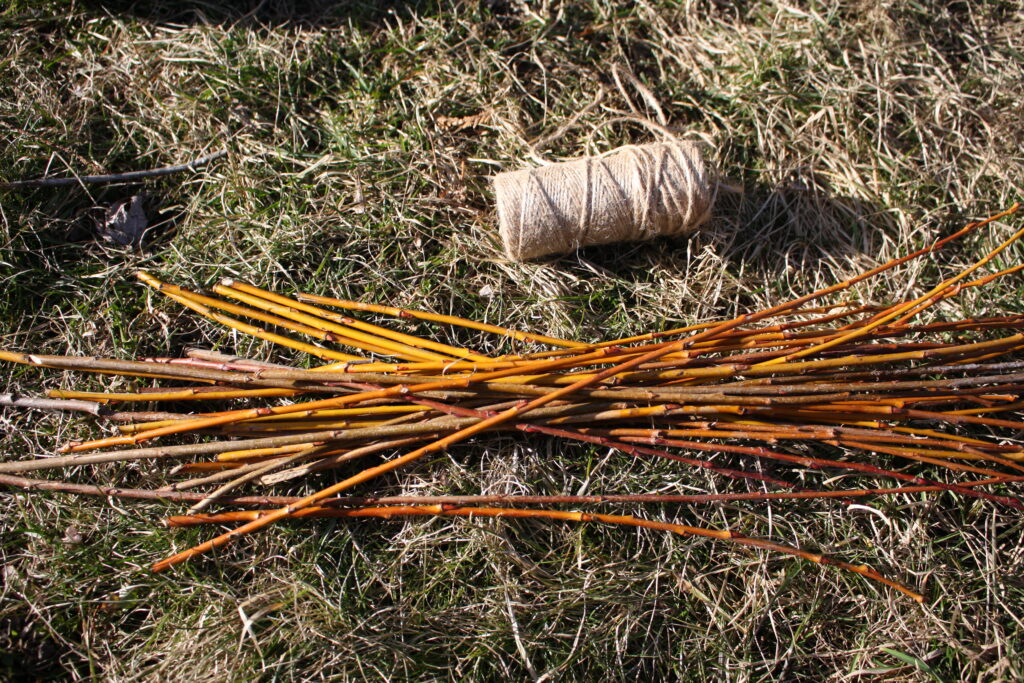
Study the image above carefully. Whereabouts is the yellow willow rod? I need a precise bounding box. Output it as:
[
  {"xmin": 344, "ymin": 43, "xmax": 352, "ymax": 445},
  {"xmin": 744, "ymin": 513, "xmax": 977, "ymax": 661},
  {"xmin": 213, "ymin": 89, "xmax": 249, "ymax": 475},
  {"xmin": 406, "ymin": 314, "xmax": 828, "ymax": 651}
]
[
  {"xmin": 769, "ymin": 402, "xmax": 1024, "ymax": 435},
  {"xmin": 217, "ymin": 443, "xmax": 315, "ymax": 462},
  {"xmin": 166, "ymin": 285, "xmax": 402, "ymax": 359},
  {"xmin": 208, "ymin": 281, "xmax": 453, "ymax": 363},
  {"xmin": 143, "ymin": 418, "xmax": 395, "ymax": 435},
  {"xmin": 890, "ymin": 425, "xmax": 1015, "ymax": 445},
  {"xmin": 757, "ymin": 206, "xmax": 1024, "ymax": 367},
  {"xmin": 221, "ymin": 420, "xmax": 393, "ymax": 433},
  {"xmin": 293, "ymin": 288, "xmax": 585, "ymax": 349},
  {"xmin": 216, "ymin": 280, "xmax": 489, "ymax": 361},
  {"xmin": 176, "ymin": 463, "xmax": 247, "ymax": 472},
  {"xmin": 947, "ymin": 342, "xmax": 1024, "ymax": 366},
  {"xmin": 145, "ymin": 287, "xmax": 366, "ymax": 364},
  {"xmin": 139, "ymin": 273, "xmax": 427, "ymax": 362},
  {"xmin": 220, "ymin": 280, "xmax": 489, "ymax": 360},
  {"xmin": 174, "ymin": 402, "xmax": 432, "ymax": 438},
  {"xmin": 49, "ymin": 387, "xmax": 297, "ymax": 402},
  {"xmin": 945, "ymin": 398, "xmax": 1024, "ymax": 416},
  {"xmin": 137, "ymin": 273, "xmax": 364, "ymax": 349},
  {"xmin": 836, "ymin": 440, "xmax": 1019, "ymax": 476},
  {"xmin": 703, "ymin": 417, "xmax": 1005, "ymax": 450},
  {"xmin": 109, "ymin": 396, "xmax": 433, "ymax": 435},
  {"xmin": 121, "ymin": 405, "xmax": 432, "ymax": 433},
  {"xmin": 652, "ymin": 418, "xmax": 1012, "ymax": 448},
  {"xmin": 246, "ymin": 404, "xmax": 429, "ymax": 421},
  {"xmin": 604, "ymin": 426, "xmax": 1012, "ymax": 460}
]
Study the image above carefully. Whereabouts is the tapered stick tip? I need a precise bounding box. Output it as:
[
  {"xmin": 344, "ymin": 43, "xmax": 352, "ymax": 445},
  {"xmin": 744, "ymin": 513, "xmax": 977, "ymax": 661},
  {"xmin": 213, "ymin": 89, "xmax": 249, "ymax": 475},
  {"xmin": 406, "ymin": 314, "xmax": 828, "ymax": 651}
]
[{"xmin": 136, "ymin": 271, "xmax": 161, "ymax": 288}]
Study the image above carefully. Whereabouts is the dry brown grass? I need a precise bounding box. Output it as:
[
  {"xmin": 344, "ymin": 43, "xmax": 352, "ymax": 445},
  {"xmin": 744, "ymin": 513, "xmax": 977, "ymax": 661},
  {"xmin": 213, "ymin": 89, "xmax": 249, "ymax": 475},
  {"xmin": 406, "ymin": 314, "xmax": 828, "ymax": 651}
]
[{"xmin": 2, "ymin": 0, "xmax": 1024, "ymax": 680}]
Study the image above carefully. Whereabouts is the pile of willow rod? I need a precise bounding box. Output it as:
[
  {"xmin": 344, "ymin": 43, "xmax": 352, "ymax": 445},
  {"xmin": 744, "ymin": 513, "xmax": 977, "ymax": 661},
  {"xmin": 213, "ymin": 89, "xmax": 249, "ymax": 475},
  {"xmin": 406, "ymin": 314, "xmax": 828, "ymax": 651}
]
[{"xmin": 3, "ymin": 204, "xmax": 1024, "ymax": 603}]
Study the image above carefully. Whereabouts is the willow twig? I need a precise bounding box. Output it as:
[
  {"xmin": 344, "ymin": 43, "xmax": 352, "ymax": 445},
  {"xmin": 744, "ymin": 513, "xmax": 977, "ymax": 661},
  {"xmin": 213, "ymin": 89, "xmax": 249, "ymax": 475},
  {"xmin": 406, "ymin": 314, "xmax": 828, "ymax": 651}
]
[
  {"xmin": 2, "ymin": 472, "xmax": 1016, "ymax": 508},
  {"xmin": 1, "ymin": 150, "xmax": 227, "ymax": 189}
]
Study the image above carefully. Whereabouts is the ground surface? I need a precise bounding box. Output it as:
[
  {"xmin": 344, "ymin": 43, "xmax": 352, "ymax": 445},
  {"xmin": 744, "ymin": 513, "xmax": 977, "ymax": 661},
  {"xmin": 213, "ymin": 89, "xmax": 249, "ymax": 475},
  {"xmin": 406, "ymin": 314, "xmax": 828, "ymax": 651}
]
[{"xmin": 1, "ymin": 0, "xmax": 1023, "ymax": 680}]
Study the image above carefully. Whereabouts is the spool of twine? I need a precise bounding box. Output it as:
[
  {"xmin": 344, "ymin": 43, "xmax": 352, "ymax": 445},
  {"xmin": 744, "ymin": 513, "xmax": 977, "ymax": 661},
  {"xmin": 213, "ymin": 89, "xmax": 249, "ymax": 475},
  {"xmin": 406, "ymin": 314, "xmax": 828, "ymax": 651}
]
[{"xmin": 492, "ymin": 141, "xmax": 714, "ymax": 261}]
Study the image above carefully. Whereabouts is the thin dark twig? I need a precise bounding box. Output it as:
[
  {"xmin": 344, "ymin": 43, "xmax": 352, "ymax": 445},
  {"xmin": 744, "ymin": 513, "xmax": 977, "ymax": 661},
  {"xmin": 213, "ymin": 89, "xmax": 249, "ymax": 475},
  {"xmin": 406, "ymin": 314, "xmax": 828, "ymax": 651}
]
[{"xmin": 0, "ymin": 150, "xmax": 228, "ymax": 189}]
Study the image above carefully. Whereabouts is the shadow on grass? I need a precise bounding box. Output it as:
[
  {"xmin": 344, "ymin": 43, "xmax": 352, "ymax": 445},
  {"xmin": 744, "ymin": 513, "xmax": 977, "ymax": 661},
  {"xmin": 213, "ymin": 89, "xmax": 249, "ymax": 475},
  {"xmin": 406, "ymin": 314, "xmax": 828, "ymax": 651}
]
[
  {"xmin": 540, "ymin": 176, "xmax": 899, "ymax": 326},
  {"xmin": 0, "ymin": 614, "xmax": 75, "ymax": 682},
  {"xmin": 79, "ymin": 0, "xmax": 426, "ymax": 27}
]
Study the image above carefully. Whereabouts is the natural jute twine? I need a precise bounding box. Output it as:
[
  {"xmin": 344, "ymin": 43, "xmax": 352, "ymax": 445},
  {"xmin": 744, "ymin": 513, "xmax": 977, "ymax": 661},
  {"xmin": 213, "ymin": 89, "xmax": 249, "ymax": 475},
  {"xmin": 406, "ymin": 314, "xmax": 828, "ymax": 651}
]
[{"xmin": 492, "ymin": 141, "xmax": 714, "ymax": 261}]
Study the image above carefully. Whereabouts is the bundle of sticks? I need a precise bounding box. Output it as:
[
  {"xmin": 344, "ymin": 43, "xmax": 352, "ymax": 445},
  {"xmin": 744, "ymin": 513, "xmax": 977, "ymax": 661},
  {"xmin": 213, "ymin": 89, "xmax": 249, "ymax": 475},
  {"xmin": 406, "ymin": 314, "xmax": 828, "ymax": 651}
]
[{"xmin": 3, "ymin": 205, "xmax": 1024, "ymax": 603}]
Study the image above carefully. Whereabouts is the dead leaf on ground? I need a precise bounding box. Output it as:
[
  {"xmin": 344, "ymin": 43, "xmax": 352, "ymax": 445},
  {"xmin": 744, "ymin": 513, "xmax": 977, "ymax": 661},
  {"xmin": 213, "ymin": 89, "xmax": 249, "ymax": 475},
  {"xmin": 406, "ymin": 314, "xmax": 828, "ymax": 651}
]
[
  {"xmin": 436, "ymin": 109, "xmax": 492, "ymax": 132},
  {"xmin": 100, "ymin": 194, "xmax": 149, "ymax": 246},
  {"xmin": 61, "ymin": 525, "xmax": 83, "ymax": 545}
]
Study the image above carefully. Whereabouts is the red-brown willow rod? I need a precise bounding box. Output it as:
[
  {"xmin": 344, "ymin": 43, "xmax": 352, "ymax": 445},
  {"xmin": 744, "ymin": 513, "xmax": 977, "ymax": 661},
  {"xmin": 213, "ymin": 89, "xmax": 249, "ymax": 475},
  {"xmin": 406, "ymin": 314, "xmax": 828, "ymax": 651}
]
[{"xmin": 1, "ymin": 204, "xmax": 1022, "ymax": 603}]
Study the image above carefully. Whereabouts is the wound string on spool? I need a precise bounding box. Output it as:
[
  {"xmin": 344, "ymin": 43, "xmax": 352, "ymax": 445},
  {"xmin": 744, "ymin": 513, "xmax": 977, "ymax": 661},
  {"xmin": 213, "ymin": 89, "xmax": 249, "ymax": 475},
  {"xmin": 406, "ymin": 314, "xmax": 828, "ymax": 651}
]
[{"xmin": 492, "ymin": 141, "xmax": 714, "ymax": 261}]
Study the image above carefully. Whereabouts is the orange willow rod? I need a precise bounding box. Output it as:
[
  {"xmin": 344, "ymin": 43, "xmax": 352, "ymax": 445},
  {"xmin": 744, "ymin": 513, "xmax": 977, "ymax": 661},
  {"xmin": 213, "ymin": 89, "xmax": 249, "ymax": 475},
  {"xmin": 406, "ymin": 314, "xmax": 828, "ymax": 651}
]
[{"xmin": 163, "ymin": 504, "xmax": 924, "ymax": 602}]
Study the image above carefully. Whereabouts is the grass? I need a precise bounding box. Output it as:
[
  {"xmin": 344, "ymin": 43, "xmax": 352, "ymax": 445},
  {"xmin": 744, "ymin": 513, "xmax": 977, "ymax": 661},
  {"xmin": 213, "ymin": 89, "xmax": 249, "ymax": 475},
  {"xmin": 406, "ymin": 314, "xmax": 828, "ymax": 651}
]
[{"xmin": 1, "ymin": 0, "xmax": 1023, "ymax": 679}]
